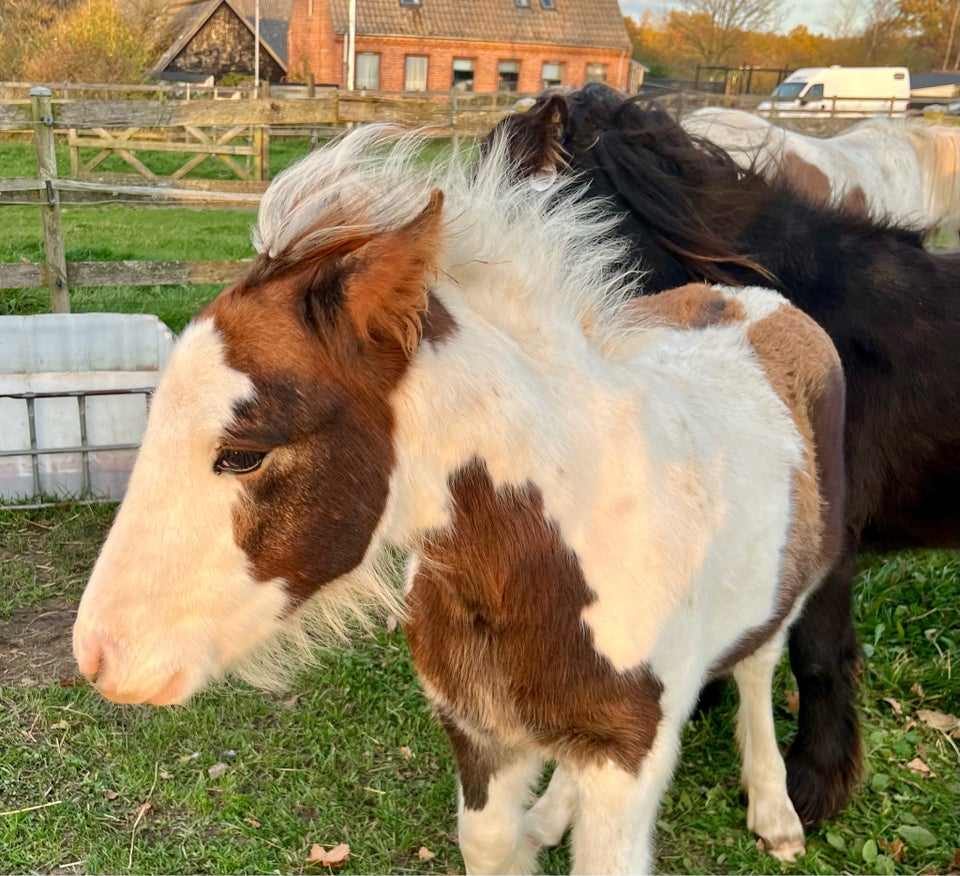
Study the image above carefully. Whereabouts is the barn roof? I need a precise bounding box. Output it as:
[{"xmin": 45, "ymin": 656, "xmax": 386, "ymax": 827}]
[
  {"xmin": 328, "ymin": 0, "xmax": 630, "ymax": 50},
  {"xmin": 153, "ymin": 0, "xmax": 292, "ymax": 79}
]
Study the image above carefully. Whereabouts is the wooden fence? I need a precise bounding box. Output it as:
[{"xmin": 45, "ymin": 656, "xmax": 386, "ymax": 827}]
[{"xmin": 0, "ymin": 87, "xmax": 518, "ymax": 311}]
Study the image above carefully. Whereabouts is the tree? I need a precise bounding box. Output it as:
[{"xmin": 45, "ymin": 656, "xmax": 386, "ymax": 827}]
[
  {"xmin": 859, "ymin": 0, "xmax": 902, "ymax": 64},
  {"xmin": 899, "ymin": 0, "xmax": 960, "ymax": 70},
  {"xmin": 22, "ymin": 0, "xmax": 167, "ymax": 82},
  {"xmin": 671, "ymin": 0, "xmax": 789, "ymax": 65},
  {"xmin": 826, "ymin": 0, "xmax": 866, "ymax": 39}
]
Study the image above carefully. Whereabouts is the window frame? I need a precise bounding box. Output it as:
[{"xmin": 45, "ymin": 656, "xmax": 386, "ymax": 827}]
[
  {"xmin": 355, "ymin": 52, "xmax": 381, "ymax": 90},
  {"xmin": 497, "ymin": 59, "xmax": 521, "ymax": 93},
  {"xmin": 541, "ymin": 60, "xmax": 565, "ymax": 89},
  {"xmin": 404, "ymin": 54, "xmax": 429, "ymax": 92}
]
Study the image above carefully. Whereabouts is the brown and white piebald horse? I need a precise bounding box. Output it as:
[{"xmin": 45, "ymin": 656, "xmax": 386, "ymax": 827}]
[
  {"xmin": 73, "ymin": 126, "xmax": 844, "ymax": 873},
  {"xmin": 682, "ymin": 107, "xmax": 960, "ymax": 248}
]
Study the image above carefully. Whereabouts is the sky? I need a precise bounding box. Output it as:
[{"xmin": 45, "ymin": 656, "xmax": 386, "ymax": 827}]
[{"xmin": 619, "ymin": 0, "xmax": 841, "ymax": 36}]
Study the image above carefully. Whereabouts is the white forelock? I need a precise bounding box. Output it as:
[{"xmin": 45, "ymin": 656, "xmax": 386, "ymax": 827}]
[{"xmin": 252, "ymin": 123, "xmax": 642, "ymax": 355}]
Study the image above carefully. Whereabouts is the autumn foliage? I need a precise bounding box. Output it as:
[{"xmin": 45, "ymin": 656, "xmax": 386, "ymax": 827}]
[
  {"xmin": 627, "ymin": 1, "xmax": 958, "ymax": 85},
  {"xmin": 0, "ymin": 0, "xmax": 174, "ymax": 83}
]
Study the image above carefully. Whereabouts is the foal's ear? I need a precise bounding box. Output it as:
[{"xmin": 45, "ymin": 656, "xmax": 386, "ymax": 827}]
[{"xmin": 344, "ymin": 188, "xmax": 445, "ymax": 354}]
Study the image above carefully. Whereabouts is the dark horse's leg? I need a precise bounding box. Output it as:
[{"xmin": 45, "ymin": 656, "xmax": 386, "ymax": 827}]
[{"xmin": 785, "ymin": 543, "xmax": 862, "ymax": 827}]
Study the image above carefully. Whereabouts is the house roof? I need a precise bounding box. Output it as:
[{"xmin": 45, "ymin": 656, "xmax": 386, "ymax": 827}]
[
  {"xmin": 329, "ymin": 0, "xmax": 631, "ymax": 51},
  {"xmin": 154, "ymin": 0, "xmax": 292, "ymax": 77}
]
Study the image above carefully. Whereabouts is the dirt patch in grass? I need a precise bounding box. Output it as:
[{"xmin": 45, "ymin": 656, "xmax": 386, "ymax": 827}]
[{"xmin": 0, "ymin": 597, "xmax": 81, "ymax": 687}]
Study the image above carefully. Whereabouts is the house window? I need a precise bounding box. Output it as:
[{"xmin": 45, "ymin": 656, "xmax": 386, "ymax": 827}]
[
  {"xmin": 405, "ymin": 55, "xmax": 429, "ymax": 91},
  {"xmin": 585, "ymin": 63, "xmax": 607, "ymax": 83},
  {"xmin": 515, "ymin": 0, "xmax": 530, "ymax": 6},
  {"xmin": 498, "ymin": 60, "xmax": 520, "ymax": 92},
  {"xmin": 399, "ymin": 0, "xmax": 421, "ymax": 5},
  {"xmin": 452, "ymin": 58, "xmax": 475, "ymax": 92},
  {"xmin": 541, "ymin": 0, "xmax": 556, "ymax": 7},
  {"xmin": 356, "ymin": 53, "xmax": 380, "ymax": 89},
  {"xmin": 541, "ymin": 61, "xmax": 564, "ymax": 89}
]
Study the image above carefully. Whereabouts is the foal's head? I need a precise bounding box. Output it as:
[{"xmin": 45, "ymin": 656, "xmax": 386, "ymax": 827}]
[{"xmin": 72, "ymin": 185, "xmax": 445, "ymax": 706}]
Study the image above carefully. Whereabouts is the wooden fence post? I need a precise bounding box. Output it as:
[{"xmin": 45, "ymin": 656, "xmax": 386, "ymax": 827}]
[
  {"xmin": 253, "ymin": 124, "xmax": 270, "ymax": 181},
  {"xmin": 30, "ymin": 85, "xmax": 70, "ymax": 313}
]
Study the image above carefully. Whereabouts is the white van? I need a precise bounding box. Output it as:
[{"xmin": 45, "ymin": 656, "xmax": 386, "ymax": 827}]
[{"xmin": 757, "ymin": 66, "xmax": 910, "ymax": 118}]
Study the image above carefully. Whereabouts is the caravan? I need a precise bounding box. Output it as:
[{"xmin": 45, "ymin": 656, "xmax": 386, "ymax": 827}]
[{"xmin": 758, "ymin": 66, "xmax": 910, "ymax": 118}]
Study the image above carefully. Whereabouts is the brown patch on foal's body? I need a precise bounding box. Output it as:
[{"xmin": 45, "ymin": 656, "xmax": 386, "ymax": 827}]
[
  {"xmin": 623, "ymin": 282, "xmax": 747, "ymax": 328},
  {"xmin": 404, "ymin": 459, "xmax": 663, "ymax": 810},
  {"xmin": 712, "ymin": 303, "xmax": 846, "ymax": 674},
  {"xmin": 622, "ymin": 283, "xmax": 846, "ymax": 675}
]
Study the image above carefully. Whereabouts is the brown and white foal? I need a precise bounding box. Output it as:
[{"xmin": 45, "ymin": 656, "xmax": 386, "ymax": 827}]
[{"xmin": 74, "ymin": 127, "xmax": 844, "ymax": 873}]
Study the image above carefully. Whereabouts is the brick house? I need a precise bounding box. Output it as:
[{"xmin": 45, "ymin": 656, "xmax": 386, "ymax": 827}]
[
  {"xmin": 286, "ymin": 0, "xmax": 632, "ymax": 92},
  {"xmin": 154, "ymin": 0, "xmax": 293, "ymax": 84}
]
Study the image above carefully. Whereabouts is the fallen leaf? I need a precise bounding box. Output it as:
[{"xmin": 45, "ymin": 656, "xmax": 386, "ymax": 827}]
[
  {"xmin": 104, "ymin": 789, "xmax": 119, "ymax": 800},
  {"xmin": 49, "ymin": 720, "xmax": 69, "ymax": 731},
  {"xmin": 133, "ymin": 801, "xmax": 152, "ymax": 818},
  {"xmin": 905, "ymin": 756, "xmax": 934, "ymax": 778},
  {"xmin": 385, "ymin": 614, "xmax": 399, "ymax": 634},
  {"xmin": 159, "ymin": 769, "xmax": 173, "ymax": 780},
  {"xmin": 917, "ymin": 708, "xmax": 960, "ymax": 735},
  {"xmin": 879, "ymin": 836, "xmax": 905, "ymax": 863},
  {"xmin": 400, "ymin": 745, "xmax": 413, "ymax": 759},
  {"xmin": 306, "ymin": 843, "xmax": 351, "ymax": 867},
  {"xmin": 911, "ymin": 681, "xmax": 924, "ymax": 698},
  {"xmin": 207, "ymin": 762, "xmax": 229, "ymax": 780},
  {"xmin": 244, "ymin": 817, "xmax": 262, "ymax": 828},
  {"xmin": 785, "ymin": 689, "xmax": 800, "ymax": 715},
  {"xmin": 881, "ymin": 696, "xmax": 903, "ymax": 716},
  {"xmin": 418, "ymin": 846, "xmax": 436, "ymax": 860}
]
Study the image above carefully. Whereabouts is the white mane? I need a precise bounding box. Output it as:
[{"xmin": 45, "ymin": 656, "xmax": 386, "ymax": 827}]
[{"xmin": 253, "ymin": 124, "xmax": 641, "ymax": 353}]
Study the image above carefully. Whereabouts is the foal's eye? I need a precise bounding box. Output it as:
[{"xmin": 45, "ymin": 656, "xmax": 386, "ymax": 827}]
[{"xmin": 213, "ymin": 448, "xmax": 267, "ymax": 475}]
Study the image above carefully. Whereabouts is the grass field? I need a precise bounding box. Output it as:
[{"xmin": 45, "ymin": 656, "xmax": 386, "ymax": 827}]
[{"xmin": 1, "ymin": 141, "xmax": 958, "ymax": 875}]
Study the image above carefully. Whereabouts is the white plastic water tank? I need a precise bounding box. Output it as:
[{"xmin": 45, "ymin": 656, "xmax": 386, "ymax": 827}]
[{"xmin": 0, "ymin": 313, "xmax": 175, "ymax": 503}]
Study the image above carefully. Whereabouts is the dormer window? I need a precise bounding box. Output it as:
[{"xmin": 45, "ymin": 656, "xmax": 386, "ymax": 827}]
[
  {"xmin": 515, "ymin": 0, "xmax": 530, "ymax": 7},
  {"xmin": 541, "ymin": 0, "xmax": 556, "ymax": 7},
  {"xmin": 399, "ymin": 0, "xmax": 421, "ymax": 6}
]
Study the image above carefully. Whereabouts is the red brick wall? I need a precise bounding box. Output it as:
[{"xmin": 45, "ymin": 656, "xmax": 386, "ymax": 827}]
[
  {"xmin": 288, "ymin": 0, "xmax": 341, "ymax": 86},
  {"xmin": 287, "ymin": 3, "xmax": 629, "ymax": 91}
]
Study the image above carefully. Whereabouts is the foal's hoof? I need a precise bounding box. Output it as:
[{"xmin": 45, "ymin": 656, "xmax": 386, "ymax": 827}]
[{"xmin": 756, "ymin": 836, "xmax": 805, "ymax": 863}]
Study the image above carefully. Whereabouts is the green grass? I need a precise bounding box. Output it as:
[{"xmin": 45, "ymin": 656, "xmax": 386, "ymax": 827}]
[
  {"xmin": 0, "ymin": 204, "xmax": 255, "ymax": 332},
  {"xmin": 0, "ymin": 135, "xmax": 318, "ymax": 180},
  {"xmin": 0, "ymin": 507, "xmax": 956, "ymax": 874}
]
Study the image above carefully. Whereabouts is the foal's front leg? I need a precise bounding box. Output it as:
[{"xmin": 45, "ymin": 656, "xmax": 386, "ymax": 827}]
[
  {"xmin": 443, "ymin": 721, "xmax": 544, "ymax": 875},
  {"xmin": 569, "ymin": 714, "xmax": 685, "ymax": 874}
]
